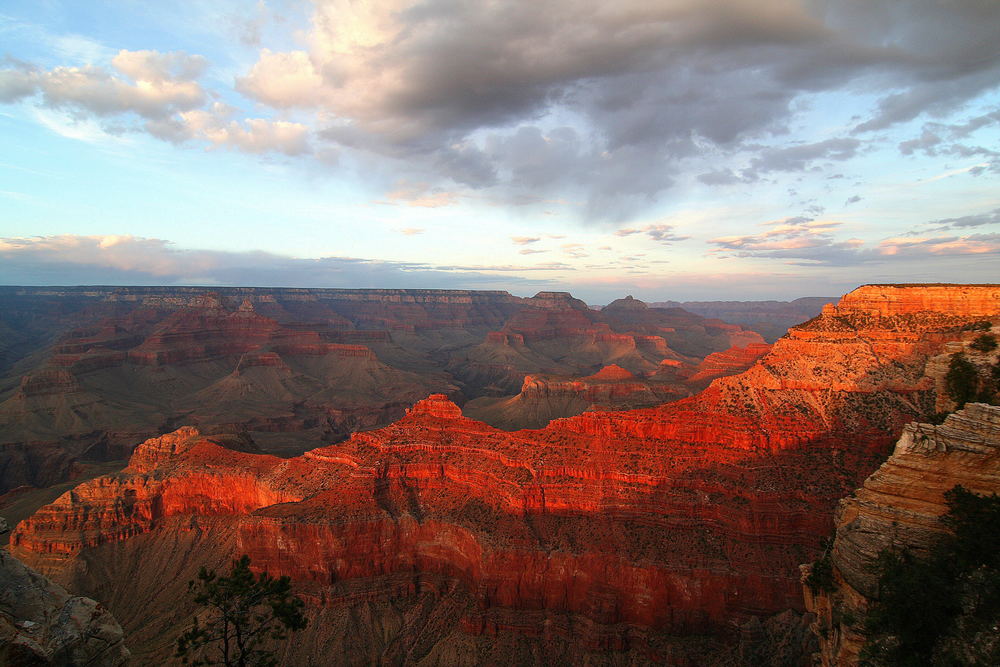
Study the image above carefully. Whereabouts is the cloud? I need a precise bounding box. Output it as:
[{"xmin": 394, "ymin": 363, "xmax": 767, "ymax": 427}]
[
  {"xmin": 844, "ymin": 195, "xmax": 862, "ymax": 205},
  {"xmin": 897, "ymin": 109, "xmax": 1000, "ymax": 168},
  {"xmin": 710, "ymin": 210, "xmax": 1000, "ymax": 266},
  {"xmin": 0, "ymin": 50, "xmax": 310, "ymax": 156},
  {"xmin": 511, "ymin": 236, "xmax": 540, "ymax": 245},
  {"xmin": 223, "ymin": 0, "xmax": 1000, "ymax": 220},
  {"xmin": 398, "ymin": 227, "xmax": 424, "ymax": 235},
  {"xmin": 519, "ymin": 248, "xmax": 547, "ymax": 255},
  {"xmin": 0, "ymin": 50, "xmax": 206, "ymax": 118},
  {"xmin": 182, "ymin": 110, "xmax": 311, "ymax": 155},
  {"xmin": 615, "ymin": 223, "xmax": 689, "ymax": 244},
  {"xmin": 909, "ymin": 208, "xmax": 1000, "ymax": 234},
  {"xmin": 235, "ymin": 49, "xmax": 323, "ymax": 107},
  {"xmin": 0, "ymin": 235, "xmax": 555, "ymax": 290},
  {"xmin": 749, "ymin": 138, "xmax": 861, "ymax": 174},
  {"xmin": 5, "ymin": 2, "xmax": 1000, "ymax": 222},
  {"xmin": 697, "ymin": 169, "xmax": 754, "ymax": 186},
  {"xmin": 381, "ymin": 183, "xmax": 459, "ymax": 207},
  {"xmin": 879, "ymin": 233, "xmax": 1000, "ymax": 257},
  {"xmin": 709, "ymin": 216, "xmax": 869, "ymax": 264},
  {"xmin": 644, "ymin": 224, "xmax": 689, "ymax": 244}
]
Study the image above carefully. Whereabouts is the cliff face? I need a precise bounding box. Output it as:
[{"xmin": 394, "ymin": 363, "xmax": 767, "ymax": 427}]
[
  {"xmin": 832, "ymin": 284, "xmax": 1000, "ymax": 318},
  {"xmin": 10, "ymin": 284, "xmax": 998, "ymax": 663},
  {"xmin": 463, "ymin": 345, "xmax": 773, "ymax": 431},
  {"xmin": 803, "ymin": 402, "xmax": 1000, "ymax": 667}
]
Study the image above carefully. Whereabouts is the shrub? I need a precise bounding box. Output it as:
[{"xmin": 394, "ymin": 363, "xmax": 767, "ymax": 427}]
[
  {"xmin": 806, "ymin": 540, "xmax": 836, "ymax": 594},
  {"xmin": 945, "ymin": 353, "xmax": 978, "ymax": 408},
  {"xmin": 861, "ymin": 486, "xmax": 1000, "ymax": 667},
  {"xmin": 970, "ymin": 333, "xmax": 998, "ymax": 353}
]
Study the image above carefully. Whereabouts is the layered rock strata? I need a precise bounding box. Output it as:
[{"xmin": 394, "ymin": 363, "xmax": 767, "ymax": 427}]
[
  {"xmin": 462, "ymin": 364, "xmax": 695, "ymax": 430},
  {"xmin": 4, "ymin": 284, "xmax": 997, "ymax": 663},
  {"xmin": 0, "ymin": 288, "xmax": 764, "ymax": 492},
  {"xmin": 803, "ymin": 403, "xmax": 1000, "ymax": 667},
  {"xmin": 11, "ymin": 285, "xmax": 1000, "ymax": 663}
]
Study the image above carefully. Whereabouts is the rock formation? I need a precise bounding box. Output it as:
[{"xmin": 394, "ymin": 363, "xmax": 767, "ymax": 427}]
[
  {"xmin": 686, "ymin": 343, "xmax": 772, "ymax": 388},
  {"xmin": 1, "ymin": 517, "xmax": 128, "ymax": 665},
  {"xmin": 0, "ymin": 288, "xmax": 760, "ymax": 492},
  {"xmin": 802, "ymin": 402, "xmax": 1000, "ymax": 666},
  {"xmin": 463, "ymin": 364, "xmax": 693, "ymax": 430},
  {"xmin": 10, "ymin": 284, "xmax": 998, "ymax": 664}
]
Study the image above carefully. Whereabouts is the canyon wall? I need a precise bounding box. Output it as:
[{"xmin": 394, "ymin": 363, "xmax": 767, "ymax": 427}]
[{"xmin": 9, "ymin": 284, "xmax": 998, "ymax": 663}]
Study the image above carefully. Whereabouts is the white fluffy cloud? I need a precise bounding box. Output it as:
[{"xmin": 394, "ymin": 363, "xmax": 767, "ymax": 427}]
[
  {"xmin": 0, "ymin": 50, "xmax": 206, "ymax": 118},
  {"xmin": 0, "ymin": 49, "xmax": 310, "ymax": 156}
]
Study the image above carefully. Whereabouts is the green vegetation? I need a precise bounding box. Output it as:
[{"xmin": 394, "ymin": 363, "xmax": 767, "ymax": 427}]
[
  {"xmin": 945, "ymin": 353, "xmax": 979, "ymax": 408},
  {"xmin": 970, "ymin": 333, "xmax": 998, "ymax": 353},
  {"xmin": 177, "ymin": 555, "xmax": 307, "ymax": 667},
  {"xmin": 961, "ymin": 320, "xmax": 993, "ymax": 332},
  {"xmin": 861, "ymin": 486, "xmax": 1000, "ymax": 667},
  {"xmin": 805, "ymin": 539, "xmax": 835, "ymax": 594}
]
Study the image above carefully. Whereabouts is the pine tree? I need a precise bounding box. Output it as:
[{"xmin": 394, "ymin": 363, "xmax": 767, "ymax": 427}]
[{"xmin": 176, "ymin": 555, "xmax": 307, "ymax": 667}]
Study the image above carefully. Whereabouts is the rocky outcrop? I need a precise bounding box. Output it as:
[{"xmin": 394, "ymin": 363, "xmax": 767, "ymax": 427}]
[
  {"xmin": 803, "ymin": 403, "xmax": 1000, "ymax": 666},
  {"xmin": 8, "ymin": 283, "xmax": 999, "ymax": 663},
  {"xmin": 463, "ymin": 364, "xmax": 693, "ymax": 429},
  {"xmin": 1, "ymin": 516, "xmax": 128, "ymax": 666},
  {"xmin": 687, "ymin": 344, "xmax": 771, "ymax": 387}
]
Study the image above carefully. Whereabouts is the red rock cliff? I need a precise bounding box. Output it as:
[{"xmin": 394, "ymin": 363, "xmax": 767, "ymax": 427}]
[{"xmin": 10, "ymin": 284, "xmax": 1000, "ymax": 663}]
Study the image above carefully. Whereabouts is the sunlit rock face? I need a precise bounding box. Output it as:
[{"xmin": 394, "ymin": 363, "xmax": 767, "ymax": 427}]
[
  {"xmin": 9, "ymin": 285, "xmax": 998, "ymax": 663},
  {"xmin": 803, "ymin": 403, "xmax": 1000, "ymax": 667},
  {"xmin": 833, "ymin": 283, "xmax": 1000, "ymax": 318}
]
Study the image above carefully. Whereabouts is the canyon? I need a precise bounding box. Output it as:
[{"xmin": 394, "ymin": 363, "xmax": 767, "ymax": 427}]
[
  {"xmin": 0, "ymin": 286, "xmax": 760, "ymax": 495},
  {"xmin": 8, "ymin": 284, "xmax": 999, "ymax": 663}
]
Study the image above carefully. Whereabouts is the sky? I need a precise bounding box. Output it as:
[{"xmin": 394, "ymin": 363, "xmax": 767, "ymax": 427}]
[{"xmin": 0, "ymin": 0, "xmax": 998, "ymax": 303}]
